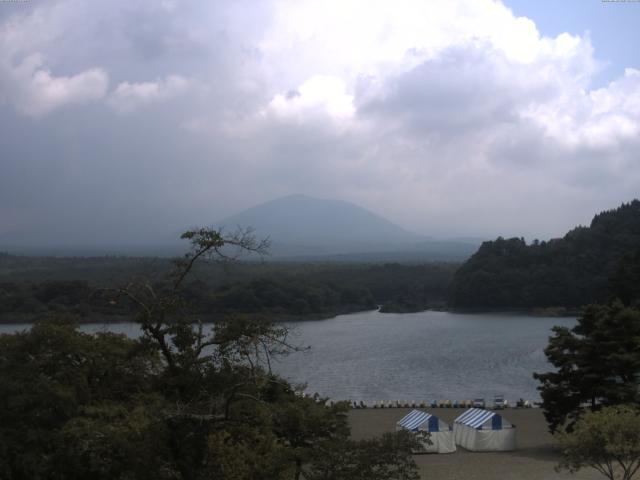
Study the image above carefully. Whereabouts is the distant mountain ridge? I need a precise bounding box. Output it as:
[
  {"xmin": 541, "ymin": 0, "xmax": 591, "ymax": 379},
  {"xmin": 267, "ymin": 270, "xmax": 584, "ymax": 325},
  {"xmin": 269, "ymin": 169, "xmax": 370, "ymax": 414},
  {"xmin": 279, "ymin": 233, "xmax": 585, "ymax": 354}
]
[
  {"xmin": 218, "ymin": 194, "xmax": 425, "ymax": 244},
  {"xmin": 216, "ymin": 194, "xmax": 478, "ymax": 261},
  {"xmin": 217, "ymin": 194, "xmax": 423, "ymax": 246},
  {"xmin": 449, "ymin": 200, "xmax": 640, "ymax": 309}
]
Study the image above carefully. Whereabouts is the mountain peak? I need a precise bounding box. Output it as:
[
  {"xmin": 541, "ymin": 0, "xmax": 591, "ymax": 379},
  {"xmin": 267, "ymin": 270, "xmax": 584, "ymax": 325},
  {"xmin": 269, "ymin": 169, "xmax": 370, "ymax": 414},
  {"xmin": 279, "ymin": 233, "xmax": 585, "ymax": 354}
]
[{"xmin": 217, "ymin": 195, "xmax": 422, "ymax": 250}]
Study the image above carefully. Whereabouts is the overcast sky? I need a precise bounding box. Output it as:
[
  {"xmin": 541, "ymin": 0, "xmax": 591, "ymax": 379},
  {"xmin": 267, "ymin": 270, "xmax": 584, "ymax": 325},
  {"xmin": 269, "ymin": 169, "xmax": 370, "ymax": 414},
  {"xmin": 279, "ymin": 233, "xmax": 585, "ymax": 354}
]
[{"xmin": 1, "ymin": 0, "xmax": 639, "ymax": 246}]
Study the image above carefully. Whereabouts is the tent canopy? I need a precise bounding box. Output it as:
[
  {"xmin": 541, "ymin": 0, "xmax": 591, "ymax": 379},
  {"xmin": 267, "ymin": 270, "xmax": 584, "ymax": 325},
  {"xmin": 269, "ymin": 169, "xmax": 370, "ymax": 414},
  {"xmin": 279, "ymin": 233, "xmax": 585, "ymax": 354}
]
[
  {"xmin": 397, "ymin": 409, "xmax": 449, "ymax": 432},
  {"xmin": 454, "ymin": 408, "xmax": 512, "ymax": 430},
  {"xmin": 396, "ymin": 410, "xmax": 456, "ymax": 453}
]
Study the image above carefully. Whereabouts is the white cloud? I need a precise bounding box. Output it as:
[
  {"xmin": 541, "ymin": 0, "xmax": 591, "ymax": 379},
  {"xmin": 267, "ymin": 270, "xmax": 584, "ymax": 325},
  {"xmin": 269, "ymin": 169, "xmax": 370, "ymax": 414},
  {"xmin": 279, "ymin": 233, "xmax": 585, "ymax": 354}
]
[
  {"xmin": 251, "ymin": 0, "xmax": 605, "ymax": 157},
  {"xmin": 0, "ymin": 4, "xmax": 110, "ymax": 118},
  {"xmin": 0, "ymin": 53, "xmax": 108, "ymax": 118},
  {"xmin": 521, "ymin": 68, "xmax": 640, "ymax": 149},
  {"xmin": 108, "ymin": 75, "xmax": 193, "ymax": 113},
  {"xmin": 258, "ymin": 0, "xmax": 593, "ymax": 84},
  {"xmin": 266, "ymin": 75, "xmax": 355, "ymax": 121}
]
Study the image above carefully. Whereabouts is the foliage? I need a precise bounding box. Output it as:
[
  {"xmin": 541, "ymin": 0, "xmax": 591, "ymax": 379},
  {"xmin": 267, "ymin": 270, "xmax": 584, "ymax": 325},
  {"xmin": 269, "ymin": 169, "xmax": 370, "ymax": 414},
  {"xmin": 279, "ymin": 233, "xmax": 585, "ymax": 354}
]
[
  {"xmin": 0, "ymin": 260, "xmax": 457, "ymax": 321},
  {"xmin": 556, "ymin": 405, "xmax": 640, "ymax": 480},
  {"xmin": 205, "ymin": 277, "xmax": 376, "ymax": 317},
  {"xmin": 304, "ymin": 431, "xmax": 420, "ymax": 480},
  {"xmin": 609, "ymin": 247, "xmax": 640, "ymax": 307},
  {"xmin": 0, "ymin": 319, "xmax": 164, "ymax": 480},
  {"xmin": 0, "ymin": 228, "xmax": 420, "ymax": 480},
  {"xmin": 449, "ymin": 200, "xmax": 640, "ymax": 309},
  {"xmin": 0, "ymin": 280, "xmax": 98, "ymax": 318},
  {"xmin": 379, "ymin": 294, "xmax": 437, "ymax": 313},
  {"xmin": 533, "ymin": 302, "xmax": 640, "ymax": 433}
]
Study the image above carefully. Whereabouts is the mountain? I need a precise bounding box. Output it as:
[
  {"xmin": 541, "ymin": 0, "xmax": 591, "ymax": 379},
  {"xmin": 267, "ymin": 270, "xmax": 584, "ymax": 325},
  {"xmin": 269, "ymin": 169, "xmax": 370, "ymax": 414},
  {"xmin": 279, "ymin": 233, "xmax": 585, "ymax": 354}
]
[
  {"xmin": 216, "ymin": 194, "xmax": 411, "ymax": 256},
  {"xmin": 215, "ymin": 194, "xmax": 478, "ymax": 261},
  {"xmin": 449, "ymin": 200, "xmax": 640, "ymax": 309},
  {"xmin": 218, "ymin": 194, "xmax": 421, "ymax": 245}
]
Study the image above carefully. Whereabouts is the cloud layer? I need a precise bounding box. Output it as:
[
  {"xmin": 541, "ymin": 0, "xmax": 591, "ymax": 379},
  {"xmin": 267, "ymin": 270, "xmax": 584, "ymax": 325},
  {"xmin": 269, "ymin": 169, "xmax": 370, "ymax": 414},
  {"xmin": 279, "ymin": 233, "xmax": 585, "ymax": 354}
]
[{"xmin": 0, "ymin": 0, "xmax": 638, "ymax": 245}]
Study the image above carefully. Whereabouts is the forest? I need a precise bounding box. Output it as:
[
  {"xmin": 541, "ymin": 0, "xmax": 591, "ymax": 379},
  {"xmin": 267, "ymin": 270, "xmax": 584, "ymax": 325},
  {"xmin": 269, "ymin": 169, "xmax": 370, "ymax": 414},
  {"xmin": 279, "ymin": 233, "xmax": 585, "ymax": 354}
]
[
  {"xmin": 0, "ymin": 254, "xmax": 456, "ymax": 322},
  {"xmin": 449, "ymin": 200, "xmax": 640, "ymax": 310}
]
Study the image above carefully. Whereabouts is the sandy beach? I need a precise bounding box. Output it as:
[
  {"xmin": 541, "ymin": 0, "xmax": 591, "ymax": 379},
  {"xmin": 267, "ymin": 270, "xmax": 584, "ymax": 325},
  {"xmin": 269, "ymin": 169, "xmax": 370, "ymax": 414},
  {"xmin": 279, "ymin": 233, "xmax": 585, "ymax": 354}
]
[{"xmin": 349, "ymin": 408, "xmax": 601, "ymax": 480}]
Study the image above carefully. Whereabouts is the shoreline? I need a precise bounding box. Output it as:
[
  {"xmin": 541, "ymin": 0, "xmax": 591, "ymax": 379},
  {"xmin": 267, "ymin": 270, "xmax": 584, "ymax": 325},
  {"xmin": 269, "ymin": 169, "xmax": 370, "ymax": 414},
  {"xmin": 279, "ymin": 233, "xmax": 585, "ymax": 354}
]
[
  {"xmin": 0, "ymin": 305, "xmax": 581, "ymax": 325},
  {"xmin": 447, "ymin": 306, "xmax": 582, "ymax": 317},
  {"xmin": 0, "ymin": 309, "xmax": 371, "ymax": 325}
]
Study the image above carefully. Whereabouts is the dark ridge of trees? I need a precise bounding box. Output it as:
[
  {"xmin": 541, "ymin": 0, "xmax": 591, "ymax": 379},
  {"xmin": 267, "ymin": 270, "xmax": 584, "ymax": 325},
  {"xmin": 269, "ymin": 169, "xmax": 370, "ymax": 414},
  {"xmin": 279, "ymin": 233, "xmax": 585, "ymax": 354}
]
[
  {"xmin": 0, "ymin": 253, "xmax": 172, "ymax": 284},
  {"xmin": 203, "ymin": 278, "xmax": 376, "ymax": 316},
  {"xmin": 449, "ymin": 200, "xmax": 640, "ymax": 310},
  {"xmin": 0, "ymin": 257, "xmax": 458, "ymax": 321},
  {"xmin": 200, "ymin": 263, "xmax": 455, "ymax": 317},
  {"xmin": 0, "ymin": 280, "xmax": 131, "ymax": 320}
]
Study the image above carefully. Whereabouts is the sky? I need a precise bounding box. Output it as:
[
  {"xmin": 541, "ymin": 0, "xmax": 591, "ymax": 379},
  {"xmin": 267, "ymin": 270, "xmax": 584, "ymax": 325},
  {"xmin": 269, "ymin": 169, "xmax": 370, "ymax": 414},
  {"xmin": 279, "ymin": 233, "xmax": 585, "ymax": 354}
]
[{"xmin": 0, "ymin": 0, "xmax": 639, "ymax": 247}]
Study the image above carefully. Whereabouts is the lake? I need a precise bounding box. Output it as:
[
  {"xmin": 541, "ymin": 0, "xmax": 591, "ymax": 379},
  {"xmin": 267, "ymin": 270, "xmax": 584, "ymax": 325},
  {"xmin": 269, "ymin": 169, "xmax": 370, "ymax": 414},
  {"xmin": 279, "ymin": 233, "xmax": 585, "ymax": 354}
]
[{"xmin": 0, "ymin": 310, "xmax": 574, "ymax": 404}]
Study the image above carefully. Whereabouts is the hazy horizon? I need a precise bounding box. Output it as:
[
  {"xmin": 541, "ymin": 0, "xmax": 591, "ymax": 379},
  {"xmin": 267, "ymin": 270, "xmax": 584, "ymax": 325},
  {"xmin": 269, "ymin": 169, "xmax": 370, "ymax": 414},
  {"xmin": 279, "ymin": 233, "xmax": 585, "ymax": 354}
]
[
  {"xmin": 2, "ymin": 192, "xmax": 634, "ymax": 257},
  {"xmin": 1, "ymin": 0, "xmax": 639, "ymax": 248}
]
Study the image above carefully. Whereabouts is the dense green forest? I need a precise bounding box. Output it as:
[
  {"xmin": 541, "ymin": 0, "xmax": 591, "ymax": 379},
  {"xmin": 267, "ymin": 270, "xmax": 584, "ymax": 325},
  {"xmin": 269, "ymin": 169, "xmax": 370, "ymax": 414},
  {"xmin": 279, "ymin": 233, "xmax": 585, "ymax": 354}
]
[
  {"xmin": 0, "ymin": 230, "xmax": 420, "ymax": 480},
  {"xmin": 449, "ymin": 200, "xmax": 640, "ymax": 310},
  {"xmin": 0, "ymin": 254, "xmax": 457, "ymax": 322}
]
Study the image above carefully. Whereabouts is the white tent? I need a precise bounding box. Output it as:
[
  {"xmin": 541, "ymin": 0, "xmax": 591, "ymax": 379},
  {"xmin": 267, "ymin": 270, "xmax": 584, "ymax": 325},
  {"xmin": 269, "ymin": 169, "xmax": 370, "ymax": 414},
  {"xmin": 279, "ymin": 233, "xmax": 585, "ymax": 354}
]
[
  {"xmin": 453, "ymin": 408, "xmax": 516, "ymax": 452},
  {"xmin": 396, "ymin": 409, "xmax": 456, "ymax": 453}
]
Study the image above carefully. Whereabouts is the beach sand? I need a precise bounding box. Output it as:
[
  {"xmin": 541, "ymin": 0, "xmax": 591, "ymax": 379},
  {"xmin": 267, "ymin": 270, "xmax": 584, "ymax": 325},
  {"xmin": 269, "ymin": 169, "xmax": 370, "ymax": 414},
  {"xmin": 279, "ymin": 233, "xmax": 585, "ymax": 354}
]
[{"xmin": 349, "ymin": 408, "xmax": 601, "ymax": 480}]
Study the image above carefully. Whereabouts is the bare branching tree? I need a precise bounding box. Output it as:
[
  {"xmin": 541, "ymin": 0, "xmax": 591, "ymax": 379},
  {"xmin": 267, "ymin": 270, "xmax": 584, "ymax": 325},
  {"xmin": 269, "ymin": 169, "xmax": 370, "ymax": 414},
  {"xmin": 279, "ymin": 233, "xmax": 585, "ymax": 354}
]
[{"xmin": 108, "ymin": 227, "xmax": 301, "ymax": 419}]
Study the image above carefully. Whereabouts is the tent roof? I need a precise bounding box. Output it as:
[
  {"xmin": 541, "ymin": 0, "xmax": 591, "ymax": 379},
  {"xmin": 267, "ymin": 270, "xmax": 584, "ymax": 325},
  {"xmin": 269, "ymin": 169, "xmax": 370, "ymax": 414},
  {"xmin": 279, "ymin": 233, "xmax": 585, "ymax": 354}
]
[
  {"xmin": 397, "ymin": 410, "xmax": 435, "ymax": 431},
  {"xmin": 454, "ymin": 408, "xmax": 501, "ymax": 429}
]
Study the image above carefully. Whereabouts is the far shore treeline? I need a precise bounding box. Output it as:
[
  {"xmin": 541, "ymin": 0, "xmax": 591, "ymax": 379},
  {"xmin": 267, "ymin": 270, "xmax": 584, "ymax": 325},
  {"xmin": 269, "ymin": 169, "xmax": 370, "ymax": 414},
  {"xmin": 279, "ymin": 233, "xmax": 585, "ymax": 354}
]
[
  {"xmin": 0, "ymin": 257, "xmax": 456, "ymax": 322},
  {"xmin": 1, "ymin": 199, "xmax": 639, "ymax": 323}
]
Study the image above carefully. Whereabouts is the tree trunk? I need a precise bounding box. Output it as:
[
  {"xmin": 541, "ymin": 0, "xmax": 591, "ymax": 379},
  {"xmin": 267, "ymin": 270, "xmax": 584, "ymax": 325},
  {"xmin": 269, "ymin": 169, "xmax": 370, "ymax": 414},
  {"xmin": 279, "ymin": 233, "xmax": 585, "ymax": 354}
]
[{"xmin": 295, "ymin": 457, "xmax": 302, "ymax": 480}]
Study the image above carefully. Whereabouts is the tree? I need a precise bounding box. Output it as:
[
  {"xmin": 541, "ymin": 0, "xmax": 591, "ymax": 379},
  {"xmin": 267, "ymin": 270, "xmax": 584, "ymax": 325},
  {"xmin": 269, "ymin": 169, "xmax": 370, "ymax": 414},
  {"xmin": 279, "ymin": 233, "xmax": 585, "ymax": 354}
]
[
  {"xmin": 610, "ymin": 248, "xmax": 640, "ymax": 307},
  {"xmin": 557, "ymin": 405, "xmax": 640, "ymax": 480},
  {"xmin": 534, "ymin": 302, "xmax": 640, "ymax": 433},
  {"xmin": 0, "ymin": 227, "xmax": 420, "ymax": 480},
  {"xmin": 0, "ymin": 319, "xmax": 164, "ymax": 480},
  {"xmin": 304, "ymin": 431, "xmax": 420, "ymax": 480},
  {"xmin": 271, "ymin": 393, "xmax": 351, "ymax": 480}
]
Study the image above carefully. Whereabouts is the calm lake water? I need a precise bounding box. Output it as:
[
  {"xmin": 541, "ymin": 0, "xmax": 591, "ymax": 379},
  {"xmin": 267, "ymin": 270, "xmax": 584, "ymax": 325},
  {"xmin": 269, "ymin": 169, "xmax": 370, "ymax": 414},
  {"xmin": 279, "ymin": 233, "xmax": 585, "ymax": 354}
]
[{"xmin": 0, "ymin": 310, "xmax": 574, "ymax": 403}]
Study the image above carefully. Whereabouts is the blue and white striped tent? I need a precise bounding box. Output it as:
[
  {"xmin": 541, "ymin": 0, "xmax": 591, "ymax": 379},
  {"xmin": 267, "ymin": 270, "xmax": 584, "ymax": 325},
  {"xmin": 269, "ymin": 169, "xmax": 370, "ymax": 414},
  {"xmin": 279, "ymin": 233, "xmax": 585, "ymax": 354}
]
[
  {"xmin": 453, "ymin": 408, "xmax": 516, "ymax": 451},
  {"xmin": 396, "ymin": 410, "xmax": 456, "ymax": 453}
]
